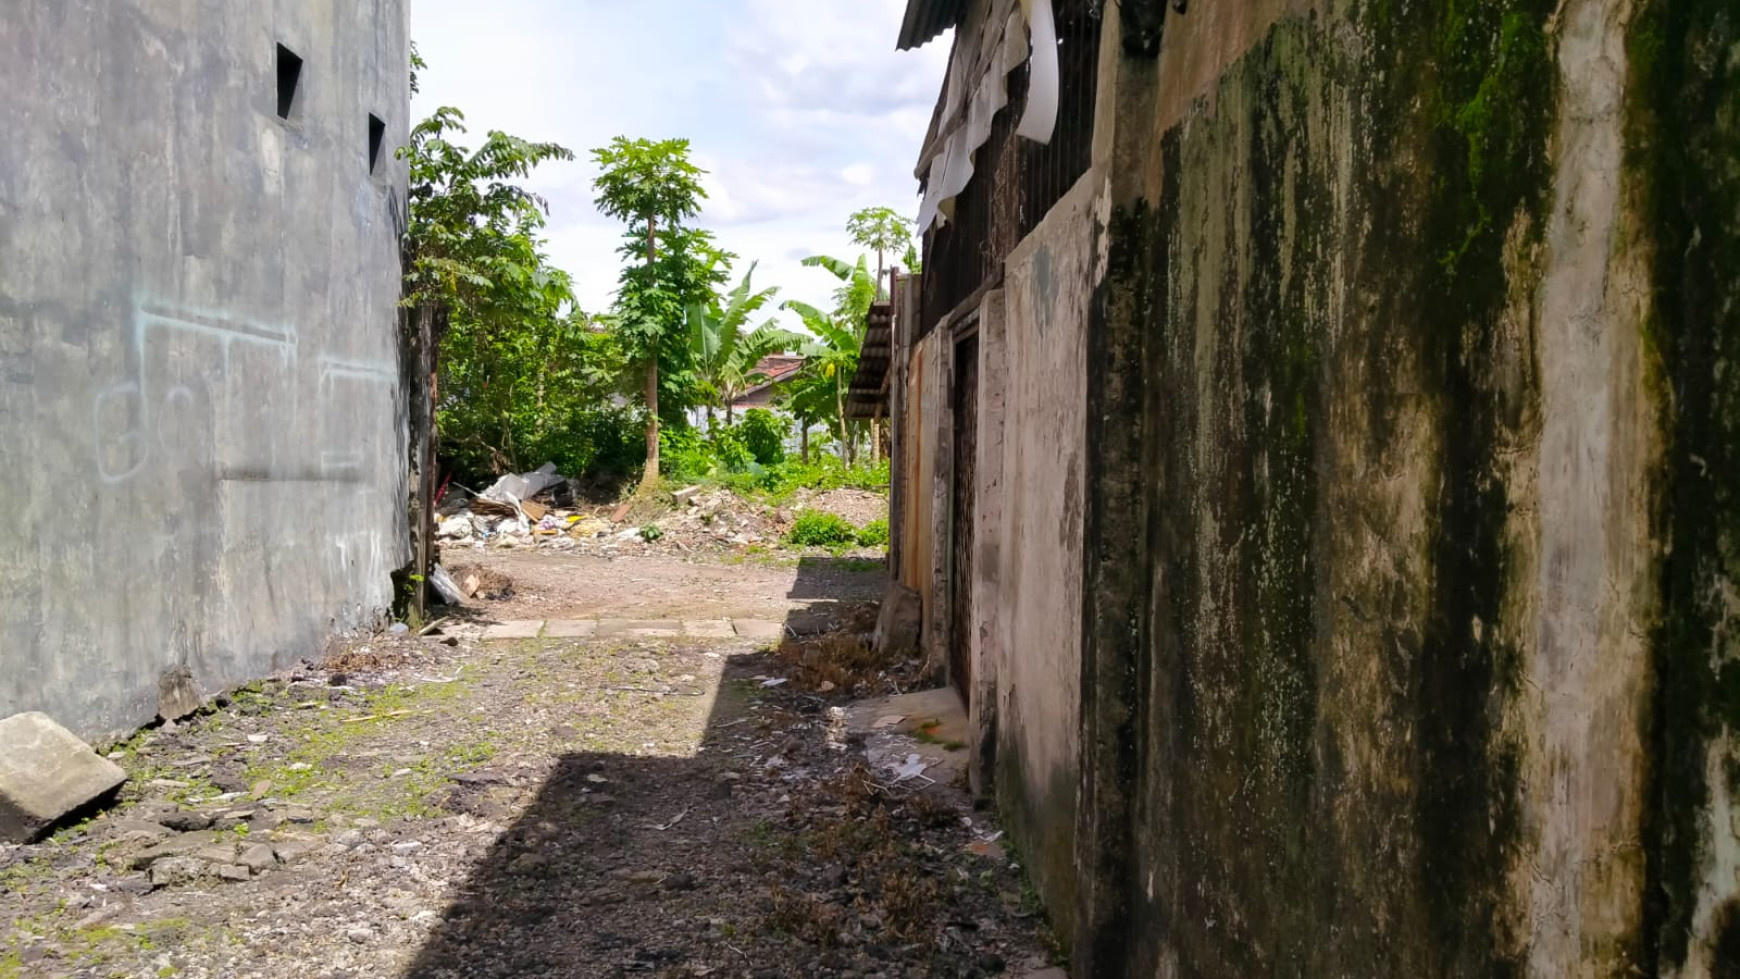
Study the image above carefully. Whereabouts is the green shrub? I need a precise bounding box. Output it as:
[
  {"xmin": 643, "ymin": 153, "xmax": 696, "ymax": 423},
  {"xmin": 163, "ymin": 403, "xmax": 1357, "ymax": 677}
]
[
  {"xmin": 739, "ymin": 409, "xmax": 789, "ymax": 466},
  {"xmin": 639, "ymin": 524, "xmax": 664, "ymax": 542},
  {"xmin": 857, "ymin": 518, "xmax": 889, "ymax": 548},
  {"xmin": 787, "ymin": 510, "xmax": 859, "ymax": 548}
]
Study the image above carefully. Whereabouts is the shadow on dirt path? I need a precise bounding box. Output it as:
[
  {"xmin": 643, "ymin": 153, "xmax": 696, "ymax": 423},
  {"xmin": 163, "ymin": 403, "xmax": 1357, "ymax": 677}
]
[{"xmin": 403, "ymin": 559, "xmax": 1050, "ymax": 979}]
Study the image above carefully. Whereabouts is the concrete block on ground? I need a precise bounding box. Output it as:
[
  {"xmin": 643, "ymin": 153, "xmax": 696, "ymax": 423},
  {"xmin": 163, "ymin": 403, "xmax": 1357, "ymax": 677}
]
[
  {"xmin": 0, "ymin": 712, "xmax": 128, "ymax": 843},
  {"xmin": 683, "ymin": 620, "xmax": 736, "ymax": 638},
  {"xmin": 157, "ymin": 666, "xmax": 202, "ymax": 721},
  {"xmin": 481, "ymin": 621, "xmax": 544, "ymax": 641},
  {"xmin": 597, "ymin": 619, "xmax": 682, "ymax": 638},
  {"xmin": 544, "ymin": 620, "xmax": 599, "ymax": 639},
  {"xmin": 733, "ymin": 619, "xmax": 786, "ymax": 642}
]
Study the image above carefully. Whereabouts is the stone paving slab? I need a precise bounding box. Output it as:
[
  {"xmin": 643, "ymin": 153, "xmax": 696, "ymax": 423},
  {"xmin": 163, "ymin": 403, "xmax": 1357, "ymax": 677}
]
[
  {"xmin": 544, "ymin": 620, "xmax": 598, "ymax": 639},
  {"xmin": 732, "ymin": 619, "xmax": 786, "ymax": 642},
  {"xmin": 481, "ymin": 620, "xmax": 544, "ymax": 641},
  {"xmin": 683, "ymin": 620, "xmax": 736, "ymax": 638},
  {"xmin": 596, "ymin": 619, "xmax": 682, "ymax": 638}
]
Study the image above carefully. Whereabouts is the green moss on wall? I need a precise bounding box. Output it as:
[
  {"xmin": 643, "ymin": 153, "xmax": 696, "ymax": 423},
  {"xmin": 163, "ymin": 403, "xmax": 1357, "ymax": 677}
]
[
  {"xmin": 1629, "ymin": 0, "xmax": 1740, "ymax": 973},
  {"xmin": 1110, "ymin": 0, "xmax": 1558, "ymax": 973},
  {"xmin": 1359, "ymin": 1, "xmax": 1556, "ymax": 972}
]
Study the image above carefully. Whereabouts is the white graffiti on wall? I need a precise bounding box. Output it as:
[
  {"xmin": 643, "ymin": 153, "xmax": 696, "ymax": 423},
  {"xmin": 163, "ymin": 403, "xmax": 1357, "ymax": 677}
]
[{"xmin": 93, "ymin": 301, "xmax": 396, "ymax": 485}]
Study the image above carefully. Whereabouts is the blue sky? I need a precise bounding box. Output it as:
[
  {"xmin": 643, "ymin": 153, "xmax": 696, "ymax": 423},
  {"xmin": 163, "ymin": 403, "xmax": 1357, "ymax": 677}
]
[{"xmin": 410, "ymin": 0, "xmax": 950, "ymax": 327}]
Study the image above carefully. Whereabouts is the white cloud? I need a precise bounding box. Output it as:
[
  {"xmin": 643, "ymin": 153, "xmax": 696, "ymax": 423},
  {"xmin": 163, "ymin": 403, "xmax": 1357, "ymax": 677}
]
[{"xmin": 840, "ymin": 163, "xmax": 876, "ymax": 187}]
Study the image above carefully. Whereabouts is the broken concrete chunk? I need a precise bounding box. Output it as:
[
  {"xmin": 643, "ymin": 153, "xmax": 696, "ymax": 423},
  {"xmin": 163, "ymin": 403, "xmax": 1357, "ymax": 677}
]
[
  {"xmin": 127, "ymin": 830, "xmax": 223, "ymax": 870},
  {"xmin": 872, "ymin": 582, "xmax": 922, "ymax": 658},
  {"xmin": 157, "ymin": 666, "xmax": 203, "ymax": 722},
  {"xmin": 149, "ymin": 856, "xmax": 211, "ymax": 888},
  {"xmin": 272, "ymin": 840, "xmax": 317, "ymax": 865},
  {"xmin": 157, "ymin": 810, "xmax": 214, "ymax": 833},
  {"xmin": 237, "ymin": 843, "xmax": 276, "ymax": 873},
  {"xmin": 0, "ymin": 712, "xmax": 128, "ymax": 844}
]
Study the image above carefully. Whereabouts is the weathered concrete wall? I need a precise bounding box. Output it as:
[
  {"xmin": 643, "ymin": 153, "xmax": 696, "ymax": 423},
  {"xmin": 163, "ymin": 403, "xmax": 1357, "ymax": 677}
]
[
  {"xmin": 987, "ymin": 173, "xmax": 1096, "ymax": 938},
  {"xmin": 0, "ymin": 1, "xmax": 411, "ymax": 741},
  {"xmin": 898, "ymin": 329, "xmax": 949, "ymax": 668},
  {"xmin": 968, "ymin": 290, "xmax": 1007, "ymax": 798},
  {"xmin": 1064, "ymin": 0, "xmax": 1740, "ymax": 976}
]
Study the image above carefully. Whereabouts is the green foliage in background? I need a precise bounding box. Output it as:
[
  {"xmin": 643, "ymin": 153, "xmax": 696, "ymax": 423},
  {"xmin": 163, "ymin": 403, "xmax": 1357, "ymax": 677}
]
[
  {"xmin": 688, "ymin": 263, "xmax": 805, "ymax": 426},
  {"xmin": 787, "ymin": 511, "xmax": 860, "ymax": 548},
  {"xmin": 847, "ymin": 205, "xmax": 915, "ymax": 293},
  {"xmin": 401, "ymin": 81, "xmax": 642, "ymax": 483},
  {"xmin": 593, "ymin": 136, "xmax": 719, "ymax": 488},
  {"xmin": 856, "ymin": 518, "xmax": 890, "ymax": 548},
  {"xmin": 738, "ymin": 409, "xmax": 789, "ymax": 467}
]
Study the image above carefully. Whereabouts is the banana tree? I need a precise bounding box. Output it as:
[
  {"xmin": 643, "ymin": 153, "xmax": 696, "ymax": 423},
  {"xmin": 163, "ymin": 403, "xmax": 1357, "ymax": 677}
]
[
  {"xmin": 688, "ymin": 261, "xmax": 805, "ymax": 427},
  {"xmin": 782, "ymin": 254, "xmax": 876, "ymax": 464}
]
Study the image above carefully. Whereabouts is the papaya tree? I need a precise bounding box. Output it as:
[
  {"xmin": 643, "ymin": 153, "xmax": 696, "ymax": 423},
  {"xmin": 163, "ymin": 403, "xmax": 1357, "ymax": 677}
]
[
  {"xmin": 846, "ymin": 206, "xmax": 914, "ymax": 297},
  {"xmin": 592, "ymin": 136, "xmax": 713, "ymax": 489}
]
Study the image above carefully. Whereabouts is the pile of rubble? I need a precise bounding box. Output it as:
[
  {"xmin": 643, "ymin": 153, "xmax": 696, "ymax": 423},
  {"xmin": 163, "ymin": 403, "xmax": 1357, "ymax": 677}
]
[
  {"xmin": 434, "ymin": 464, "xmax": 890, "ymax": 564},
  {"xmin": 435, "ymin": 466, "xmax": 781, "ymax": 557}
]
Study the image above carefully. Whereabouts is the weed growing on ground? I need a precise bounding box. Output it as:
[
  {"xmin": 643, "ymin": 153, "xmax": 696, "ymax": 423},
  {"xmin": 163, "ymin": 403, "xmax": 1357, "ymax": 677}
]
[{"xmin": 787, "ymin": 510, "xmax": 859, "ymax": 547}]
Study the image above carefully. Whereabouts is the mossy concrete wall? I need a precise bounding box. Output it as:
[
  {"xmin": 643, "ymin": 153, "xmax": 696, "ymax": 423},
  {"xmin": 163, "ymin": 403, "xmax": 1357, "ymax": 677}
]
[
  {"xmin": 894, "ymin": 0, "xmax": 1739, "ymax": 971},
  {"xmin": 1062, "ymin": 0, "xmax": 1740, "ymax": 976},
  {"xmin": 0, "ymin": 1, "xmax": 411, "ymax": 741},
  {"xmin": 975, "ymin": 173, "xmax": 1099, "ymax": 936}
]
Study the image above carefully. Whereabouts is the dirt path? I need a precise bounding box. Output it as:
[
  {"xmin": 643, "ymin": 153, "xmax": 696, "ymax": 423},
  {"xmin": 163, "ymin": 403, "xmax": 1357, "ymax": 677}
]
[
  {"xmin": 444, "ymin": 550, "xmax": 887, "ymax": 623},
  {"xmin": 0, "ymin": 554, "xmax": 1061, "ymax": 979}
]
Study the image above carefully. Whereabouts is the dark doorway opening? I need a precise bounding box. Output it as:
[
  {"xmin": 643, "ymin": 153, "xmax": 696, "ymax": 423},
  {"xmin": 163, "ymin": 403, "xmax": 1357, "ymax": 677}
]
[{"xmin": 950, "ymin": 332, "xmax": 980, "ymax": 706}]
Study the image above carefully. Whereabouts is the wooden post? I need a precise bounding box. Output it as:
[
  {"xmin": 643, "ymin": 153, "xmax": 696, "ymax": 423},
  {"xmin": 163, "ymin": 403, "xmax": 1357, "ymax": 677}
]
[{"xmin": 406, "ymin": 303, "xmax": 439, "ymax": 621}]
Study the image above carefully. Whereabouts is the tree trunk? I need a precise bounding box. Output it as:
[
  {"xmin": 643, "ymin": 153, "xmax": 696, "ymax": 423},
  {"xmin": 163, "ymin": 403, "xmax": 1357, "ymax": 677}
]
[
  {"xmin": 871, "ymin": 416, "xmax": 881, "ymax": 465},
  {"xmin": 705, "ymin": 405, "xmax": 715, "ymax": 431},
  {"xmin": 726, "ymin": 402, "xmax": 735, "ymax": 427},
  {"xmin": 801, "ymin": 421, "xmax": 810, "ymax": 463},
  {"xmin": 642, "ymin": 348, "xmax": 660, "ymax": 489},
  {"xmin": 639, "ymin": 213, "xmax": 661, "ymax": 490},
  {"xmin": 836, "ymin": 373, "xmax": 850, "ymax": 466}
]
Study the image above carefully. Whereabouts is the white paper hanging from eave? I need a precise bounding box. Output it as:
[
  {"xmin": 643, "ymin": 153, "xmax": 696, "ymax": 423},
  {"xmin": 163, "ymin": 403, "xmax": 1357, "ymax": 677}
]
[
  {"xmin": 916, "ymin": 8, "xmax": 1026, "ymax": 231},
  {"xmin": 1016, "ymin": 0, "xmax": 1058, "ymax": 145}
]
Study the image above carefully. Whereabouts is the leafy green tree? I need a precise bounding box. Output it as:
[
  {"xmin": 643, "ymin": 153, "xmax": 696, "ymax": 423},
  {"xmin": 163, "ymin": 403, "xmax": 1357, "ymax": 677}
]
[
  {"xmin": 846, "ymin": 206, "xmax": 914, "ymax": 296},
  {"xmin": 592, "ymin": 136, "xmax": 713, "ymax": 488},
  {"xmin": 398, "ymin": 80, "xmax": 576, "ymax": 615},
  {"xmin": 402, "ymin": 107, "xmax": 574, "ymax": 322},
  {"xmin": 688, "ymin": 261, "xmax": 805, "ymax": 426}
]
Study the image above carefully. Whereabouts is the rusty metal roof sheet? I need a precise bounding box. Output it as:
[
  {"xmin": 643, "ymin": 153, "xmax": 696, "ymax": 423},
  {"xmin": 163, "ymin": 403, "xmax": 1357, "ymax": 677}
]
[
  {"xmin": 845, "ymin": 303, "xmax": 895, "ymax": 420},
  {"xmin": 897, "ymin": 0, "xmax": 964, "ymax": 50}
]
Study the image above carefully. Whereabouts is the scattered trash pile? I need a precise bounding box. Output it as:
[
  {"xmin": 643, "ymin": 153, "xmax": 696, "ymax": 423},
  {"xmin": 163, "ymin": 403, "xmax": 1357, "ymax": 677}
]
[{"xmin": 432, "ymin": 463, "xmax": 888, "ymax": 562}]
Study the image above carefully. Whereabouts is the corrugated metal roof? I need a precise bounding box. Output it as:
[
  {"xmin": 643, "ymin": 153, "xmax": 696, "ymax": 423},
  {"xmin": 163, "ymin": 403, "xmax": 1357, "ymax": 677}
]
[
  {"xmin": 845, "ymin": 303, "xmax": 895, "ymax": 419},
  {"xmin": 897, "ymin": 0, "xmax": 963, "ymax": 51}
]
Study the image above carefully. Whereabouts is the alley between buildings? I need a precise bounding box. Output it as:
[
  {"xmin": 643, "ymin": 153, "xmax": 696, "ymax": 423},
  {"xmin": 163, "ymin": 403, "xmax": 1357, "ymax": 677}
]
[{"xmin": 1, "ymin": 552, "xmax": 1062, "ymax": 979}]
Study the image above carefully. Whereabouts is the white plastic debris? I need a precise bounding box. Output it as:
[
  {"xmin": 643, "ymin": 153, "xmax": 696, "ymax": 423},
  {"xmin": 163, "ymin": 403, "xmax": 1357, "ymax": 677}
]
[{"xmin": 891, "ymin": 754, "xmax": 929, "ymax": 782}]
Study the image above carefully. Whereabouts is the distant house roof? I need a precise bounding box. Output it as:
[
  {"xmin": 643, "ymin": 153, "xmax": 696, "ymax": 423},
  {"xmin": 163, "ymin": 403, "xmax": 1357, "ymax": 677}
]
[
  {"xmin": 731, "ymin": 354, "xmax": 806, "ymax": 408},
  {"xmin": 897, "ymin": 0, "xmax": 964, "ymax": 50}
]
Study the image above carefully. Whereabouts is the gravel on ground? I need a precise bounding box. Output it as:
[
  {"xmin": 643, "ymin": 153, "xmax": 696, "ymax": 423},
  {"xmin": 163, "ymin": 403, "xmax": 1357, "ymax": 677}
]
[{"xmin": 0, "ymin": 554, "xmax": 1060, "ymax": 979}]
